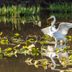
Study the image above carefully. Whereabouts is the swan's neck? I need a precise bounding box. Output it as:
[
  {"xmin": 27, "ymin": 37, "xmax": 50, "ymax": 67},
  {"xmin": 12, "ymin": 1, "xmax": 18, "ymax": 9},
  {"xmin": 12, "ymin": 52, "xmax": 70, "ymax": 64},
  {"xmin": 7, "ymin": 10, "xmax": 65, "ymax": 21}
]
[
  {"xmin": 51, "ymin": 17, "xmax": 56, "ymax": 26},
  {"xmin": 50, "ymin": 17, "xmax": 57, "ymax": 32}
]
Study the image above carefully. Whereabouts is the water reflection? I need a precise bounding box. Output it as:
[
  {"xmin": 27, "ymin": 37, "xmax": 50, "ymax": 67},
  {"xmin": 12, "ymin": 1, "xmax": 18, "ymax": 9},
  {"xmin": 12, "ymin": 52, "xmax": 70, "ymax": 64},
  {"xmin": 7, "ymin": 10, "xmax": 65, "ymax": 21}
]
[
  {"xmin": 0, "ymin": 2, "xmax": 72, "ymax": 72},
  {"xmin": 49, "ymin": 12, "xmax": 72, "ymax": 20},
  {"xmin": 0, "ymin": 15, "xmax": 40, "ymax": 30}
]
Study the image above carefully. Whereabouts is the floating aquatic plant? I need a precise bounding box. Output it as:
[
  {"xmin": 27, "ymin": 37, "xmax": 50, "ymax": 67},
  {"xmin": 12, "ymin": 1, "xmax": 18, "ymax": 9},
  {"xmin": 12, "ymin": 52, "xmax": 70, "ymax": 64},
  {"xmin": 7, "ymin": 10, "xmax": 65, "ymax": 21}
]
[
  {"xmin": 0, "ymin": 37, "xmax": 9, "ymax": 45},
  {"xmin": 0, "ymin": 32, "xmax": 72, "ymax": 70}
]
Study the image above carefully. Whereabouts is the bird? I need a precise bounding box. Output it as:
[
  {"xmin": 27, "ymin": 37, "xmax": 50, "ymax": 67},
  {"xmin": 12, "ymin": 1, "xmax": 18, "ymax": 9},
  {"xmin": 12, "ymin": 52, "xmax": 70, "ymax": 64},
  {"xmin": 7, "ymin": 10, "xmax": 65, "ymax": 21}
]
[{"xmin": 41, "ymin": 15, "xmax": 72, "ymax": 49}]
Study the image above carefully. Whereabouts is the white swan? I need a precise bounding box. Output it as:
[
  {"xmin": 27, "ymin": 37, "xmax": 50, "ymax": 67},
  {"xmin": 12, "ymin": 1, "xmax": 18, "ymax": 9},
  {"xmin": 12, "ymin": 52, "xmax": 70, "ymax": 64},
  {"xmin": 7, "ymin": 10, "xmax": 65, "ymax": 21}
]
[
  {"xmin": 41, "ymin": 16, "xmax": 57, "ymax": 37},
  {"xmin": 41, "ymin": 15, "xmax": 72, "ymax": 49}
]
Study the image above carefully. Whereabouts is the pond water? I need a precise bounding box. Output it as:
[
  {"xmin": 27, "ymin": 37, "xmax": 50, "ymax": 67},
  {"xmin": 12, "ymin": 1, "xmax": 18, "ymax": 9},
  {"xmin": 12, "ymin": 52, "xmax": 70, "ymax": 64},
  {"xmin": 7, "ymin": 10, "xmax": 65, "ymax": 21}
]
[{"xmin": 0, "ymin": 8, "xmax": 72, "ymax": 72}]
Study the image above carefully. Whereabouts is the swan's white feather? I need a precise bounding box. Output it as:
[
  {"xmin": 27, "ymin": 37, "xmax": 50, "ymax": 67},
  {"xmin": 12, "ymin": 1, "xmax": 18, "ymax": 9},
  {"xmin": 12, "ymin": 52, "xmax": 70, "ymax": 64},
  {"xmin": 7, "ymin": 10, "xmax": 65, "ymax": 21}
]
[{"xmin": 57, "ymin": 22, "xmax": 72, "ymax": 36}]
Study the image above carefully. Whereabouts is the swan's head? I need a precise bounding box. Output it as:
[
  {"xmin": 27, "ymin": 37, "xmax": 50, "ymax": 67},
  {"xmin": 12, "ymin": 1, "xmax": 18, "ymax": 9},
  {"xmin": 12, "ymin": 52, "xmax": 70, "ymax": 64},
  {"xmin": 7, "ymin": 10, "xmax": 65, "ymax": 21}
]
[
  {"xmin": 48, "ymin": 15, "xmax": 56, "ymax": 20},
  {"xmin": 47, "ymin": 15, "xmax": 56, "ymax": 26}
]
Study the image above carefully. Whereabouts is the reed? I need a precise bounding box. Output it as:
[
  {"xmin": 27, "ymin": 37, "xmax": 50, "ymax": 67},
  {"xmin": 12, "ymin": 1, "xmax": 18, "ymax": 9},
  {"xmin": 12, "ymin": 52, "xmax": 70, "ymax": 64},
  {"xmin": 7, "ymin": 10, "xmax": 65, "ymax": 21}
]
[
  {"xmin": 49, "ymin": 2, "xmax": 72, "ymax": 12},
  {"xmin": 0, "ymin": 5, "xmax": 40, "ymax": 16},
  {"xmin": 0, "ymin": 15, "xmax": 40, "ymax": 30}
]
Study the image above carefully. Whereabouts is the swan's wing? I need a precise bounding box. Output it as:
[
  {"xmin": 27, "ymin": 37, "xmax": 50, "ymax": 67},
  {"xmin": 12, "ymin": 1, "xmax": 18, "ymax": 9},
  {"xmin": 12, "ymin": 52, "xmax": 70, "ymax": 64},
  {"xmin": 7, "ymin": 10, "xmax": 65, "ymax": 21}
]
[
  {"xmin": 41, "ymin": 27, "xmax": 50, "ymax": 35},
  {"xmin": 41, "ymin": 26, "xmax": 53, "ymax": 37},
  {"xmin": 41, "ymin": 26, "xmax": 57, "ymax": 37},
  {"xmin": 57, "ymin": 22, "xmax": 72, "ymax": 36}
]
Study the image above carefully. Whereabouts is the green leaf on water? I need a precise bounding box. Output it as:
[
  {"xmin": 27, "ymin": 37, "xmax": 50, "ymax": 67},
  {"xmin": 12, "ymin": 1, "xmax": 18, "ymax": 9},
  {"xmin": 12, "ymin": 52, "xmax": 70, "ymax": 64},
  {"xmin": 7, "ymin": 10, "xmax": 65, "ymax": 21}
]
[
  {"xmin": 0, "ymin": 39, "xmax": 8, "ymax": 45},
  {"xmin": 41, "ymin": 59, "xmax": 48, "ymax": 69},
  {"xmin": 0, "ymin": 32, "xmax": 3, "ymax": 36},
  {"xmin": 0, "ymin": 48, "xmax": 2, "ymax": 53},
  {"xmin": 4, "ymin": 47, "xmax": 13, "ymax": 57},
  {"xmin": 0, "ymin": 54, "xmax": 3, "ymax": 59},
  {"xmin": 69, "ymin": 55, "xmax": 72, "ymax": 60},
  {"xmin": 14, "ymin": 33, "xmax": 20, "ymax": 37},
  {"xmin": 4, "ymin": 47, "xmax": 12, "ymax": 52},
  {"xmin": 34, "ymin": 60, "xmax": 39, "ymax": 68}
]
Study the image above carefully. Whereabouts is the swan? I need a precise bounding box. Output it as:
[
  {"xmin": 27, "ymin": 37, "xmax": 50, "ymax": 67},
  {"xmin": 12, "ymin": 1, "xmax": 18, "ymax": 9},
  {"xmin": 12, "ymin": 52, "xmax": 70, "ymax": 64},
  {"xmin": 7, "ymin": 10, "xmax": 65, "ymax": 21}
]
[
  {"xmin": 41, "ymin": 16, "xmax": 57, "ymax": 37},
  {"xmin": 41, "ymin": 15, "xmax": 72, "ymax": 49}
]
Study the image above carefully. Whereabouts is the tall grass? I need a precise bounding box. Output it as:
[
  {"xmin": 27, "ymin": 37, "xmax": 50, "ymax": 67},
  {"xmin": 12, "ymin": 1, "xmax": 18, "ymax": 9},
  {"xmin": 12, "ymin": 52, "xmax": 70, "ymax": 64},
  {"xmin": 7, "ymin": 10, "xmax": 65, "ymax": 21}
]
[
  {"xmin": 48, "ymin": 2, "xmax": 72, "ymax": 12},
  {"xmin": 0, "ymin": 5, "xmax": 40, "ymax": 16},
  {"xmin": 0, "ymin": 15, "xmax": 40, "ymax": 30}
]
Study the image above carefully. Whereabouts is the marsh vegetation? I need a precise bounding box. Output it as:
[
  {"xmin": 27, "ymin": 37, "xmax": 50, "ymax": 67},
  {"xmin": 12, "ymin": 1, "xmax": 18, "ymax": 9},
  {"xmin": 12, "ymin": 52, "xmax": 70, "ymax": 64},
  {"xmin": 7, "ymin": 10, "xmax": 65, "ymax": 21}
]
[{"xmin": 0, "ymin": 1, "xmax": 72, "ymax": 72}]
